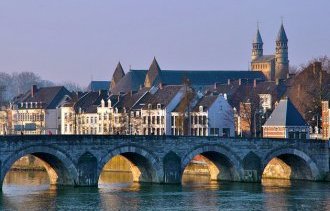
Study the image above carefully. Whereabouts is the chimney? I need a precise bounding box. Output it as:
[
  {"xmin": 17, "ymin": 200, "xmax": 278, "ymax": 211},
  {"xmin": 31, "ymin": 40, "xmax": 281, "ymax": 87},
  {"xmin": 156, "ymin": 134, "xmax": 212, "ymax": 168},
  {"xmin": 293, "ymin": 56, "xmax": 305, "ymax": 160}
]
[
  {"xmin": 253, "ymin": 79, "xmax": 257, "ymax": 88},
  {"xmin": 139, "ymin": 84, "xmax": 143, "ymax": 90},
  {"xmin": 213, "ymin": 83, "xmax": 217, "ymax": 89},
  {"xmin": 31, "ymin": 85, "xmax": 37, "ymax": 97},
  {"xmin": 275, "ymin": 79, "xmax": 279, "ymax": 85},
  {"xmin": 130, "ymin": 90, "xmax": 133, "ymax": 96},
  {"xmin": 227, "ymin": 79, "xmax": 231, "ymax": 85},
  {"xmin": 238, "ymin": 79, "xmax": 242, "ymax": 86},
  {"xmin": 159, "ymin": 82, "xmax": 163, "ymax": 90}
]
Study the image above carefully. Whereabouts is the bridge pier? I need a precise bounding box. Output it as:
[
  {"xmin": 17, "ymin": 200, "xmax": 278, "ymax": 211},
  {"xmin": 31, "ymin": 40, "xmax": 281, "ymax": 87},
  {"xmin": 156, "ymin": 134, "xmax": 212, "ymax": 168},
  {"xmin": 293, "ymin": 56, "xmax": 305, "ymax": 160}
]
[{"xmin": 76, "ymin": 152, "xmax": 98, "ymax": 186}]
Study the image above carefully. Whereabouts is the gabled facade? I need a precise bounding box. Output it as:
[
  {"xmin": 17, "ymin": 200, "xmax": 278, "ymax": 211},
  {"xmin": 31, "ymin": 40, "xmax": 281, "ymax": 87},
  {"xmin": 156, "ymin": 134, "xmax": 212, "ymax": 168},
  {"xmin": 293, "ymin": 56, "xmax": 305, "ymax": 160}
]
[
  {"xmin": 189, "ymin": 94, "xmax": 235, "ymax": 137},
  {"xmin": 111, "ymin": 62, "xmax": 125, "ymax": 90},
  {"xmin": 11, "ymin": 85, "xmax": 71, "ymax": 135},
  {"xmin": 132, "ymin": 85, "xmax": 185, "ymax": 135}
]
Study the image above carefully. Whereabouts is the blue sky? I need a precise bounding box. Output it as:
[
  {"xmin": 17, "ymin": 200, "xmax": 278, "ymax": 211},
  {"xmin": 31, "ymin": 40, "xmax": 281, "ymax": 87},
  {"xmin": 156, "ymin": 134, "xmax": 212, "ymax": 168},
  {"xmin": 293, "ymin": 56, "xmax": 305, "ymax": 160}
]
[{"xmin": 0, "ymin": 0, "xmax": 329, "ymax": 86}]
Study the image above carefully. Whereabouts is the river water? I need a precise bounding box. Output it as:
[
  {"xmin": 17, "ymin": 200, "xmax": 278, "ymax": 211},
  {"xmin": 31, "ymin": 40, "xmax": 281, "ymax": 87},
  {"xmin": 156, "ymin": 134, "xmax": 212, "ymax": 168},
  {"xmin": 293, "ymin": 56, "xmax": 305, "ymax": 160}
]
[{"xmin": 1, "ymin": 171, "xmax": 330, "ymax": 210}]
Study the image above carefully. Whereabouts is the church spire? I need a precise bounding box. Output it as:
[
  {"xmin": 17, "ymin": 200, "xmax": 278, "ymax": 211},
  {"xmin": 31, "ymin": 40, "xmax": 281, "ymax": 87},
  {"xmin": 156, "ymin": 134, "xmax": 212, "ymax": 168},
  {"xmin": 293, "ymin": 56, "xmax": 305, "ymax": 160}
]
[
  {"xmin": 252, "ymin": 27, "xmax": 263, "ymax": 61},
  {"xmin": 276, "ymin": 23, "xmax": 288, "ymax": 42},
  {"xmin": 111, "ymin": 62, "xmax": 125, "ymax": 90},
  {"xmin": 275, "ymin": 23, "xmax": 289, "ymax": 80}
]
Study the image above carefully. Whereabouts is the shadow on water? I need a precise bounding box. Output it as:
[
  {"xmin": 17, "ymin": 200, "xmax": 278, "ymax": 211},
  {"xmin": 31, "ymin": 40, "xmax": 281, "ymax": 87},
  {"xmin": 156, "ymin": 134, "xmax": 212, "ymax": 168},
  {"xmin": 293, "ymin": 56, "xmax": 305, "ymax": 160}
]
[{"xmin": 1, "ymin": 170, "xmax": 330, "ymax": 210}]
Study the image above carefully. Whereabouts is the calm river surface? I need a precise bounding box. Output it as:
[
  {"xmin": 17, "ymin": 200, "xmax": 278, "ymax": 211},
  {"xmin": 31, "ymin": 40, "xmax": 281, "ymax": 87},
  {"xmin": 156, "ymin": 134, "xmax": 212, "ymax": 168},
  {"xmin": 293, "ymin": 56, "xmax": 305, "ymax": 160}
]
[{"xmin": 1, "ymin": 171, "xmax": 330, "ymax": 210}]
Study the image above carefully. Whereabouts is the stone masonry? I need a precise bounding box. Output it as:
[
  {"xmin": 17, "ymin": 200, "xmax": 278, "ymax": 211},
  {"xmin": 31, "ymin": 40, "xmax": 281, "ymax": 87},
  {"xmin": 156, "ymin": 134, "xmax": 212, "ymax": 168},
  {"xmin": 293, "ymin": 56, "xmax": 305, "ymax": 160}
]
[{"xmin": 0, "ymin": 135, "xmax": 329, "ymax": 188}]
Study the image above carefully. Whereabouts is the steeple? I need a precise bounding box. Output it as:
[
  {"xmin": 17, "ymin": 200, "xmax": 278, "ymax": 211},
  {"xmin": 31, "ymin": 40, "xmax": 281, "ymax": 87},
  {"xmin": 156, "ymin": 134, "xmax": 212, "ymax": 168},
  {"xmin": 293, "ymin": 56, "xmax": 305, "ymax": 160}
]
[
  {"xmin": 111, "ymin": 62, "xmax": 125, "ymax": 90},
  {"xmin": 251, "ymin": 27, "xmax": 263, "ymax": 61},
  {"xmin": 276, "ymin": 23, "xmax": 288, "ymax": 42},
  {"xmin": 275, "ymin": 23, "xmax": 289, "ymax": 80},
  {"xmin": 144, "ymin": 57, "xmax": 162, "ymax": 88}
]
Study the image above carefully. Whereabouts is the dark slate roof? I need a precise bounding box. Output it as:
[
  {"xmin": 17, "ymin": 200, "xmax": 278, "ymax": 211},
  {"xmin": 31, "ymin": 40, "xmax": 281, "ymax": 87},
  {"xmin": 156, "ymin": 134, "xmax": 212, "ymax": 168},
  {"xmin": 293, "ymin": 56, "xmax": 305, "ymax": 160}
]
[
  {"xmin": 111, "ymin": 62, "xmax": 125, "ymax": 90},
  {"xmin": 252, "ymin": 55, "xmax": 275, "ymax": 62},
  {"xmin": 111, "ymin": 70, "xmax": 147, "ymax": 94},
  {"xmin": 254, "ymin": 81, "xmax": 287, "ymax": 99},
  {"xmin": 75, "ymin": 90, "xmax": 109, "ymax": 113},
  {"xmin": 133, "ymin": 85, "xmax": 183, "ymax": 110},
  {"xmin": 263, "ymin": 98, "xmax": 308, "ymax": 127},
  {"xmin": 114, "ymin": 89, "xmax": 148, "ymax": 111},
  {"xmin": 253, "ymin": 29, "xmax": 263, "ymax": 44},
  {"xmin": 14, "ymin": 86, "xmax": 71, "ymax": 109},
  {"xmin": 112, "ymin": 69, "xmax": 266, "ymax": 94},
  {"xmin": 192, "ymin": 95, "xmax": 218, "ymax": 112},
  {"xmin": 88, "ymin": 81, "xmax": 110, "ymax": 92},
  {"xmin": 276, "ymin": 24, "xmax": 288, "ymax": 42}
]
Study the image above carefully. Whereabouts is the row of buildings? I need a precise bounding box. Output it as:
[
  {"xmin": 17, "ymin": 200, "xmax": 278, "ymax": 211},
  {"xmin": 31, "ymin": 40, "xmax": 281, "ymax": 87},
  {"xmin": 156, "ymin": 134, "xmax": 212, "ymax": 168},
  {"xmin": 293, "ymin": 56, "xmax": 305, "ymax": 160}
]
[{"xmin": 0, "ymin": 23, "xmax": 327, "ymax": 139}]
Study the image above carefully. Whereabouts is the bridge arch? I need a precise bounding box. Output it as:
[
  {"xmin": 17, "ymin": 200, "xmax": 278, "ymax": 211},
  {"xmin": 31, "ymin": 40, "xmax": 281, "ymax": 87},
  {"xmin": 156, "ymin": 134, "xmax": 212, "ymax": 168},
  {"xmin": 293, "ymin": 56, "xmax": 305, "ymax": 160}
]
[
  {"xmin": 182, "ymin": 145, "xmax": 243, "ymax": 182},
  {"xmin": 263, "ymin": 148, "xmax": 320, "ymax": 180},
  {"xmin": 98, "ymin": 145, "xmax": 162, "ymax": 183},
  {"xmin": 1, "ymin": 145, "xmax": 78, "ymax": 187}
]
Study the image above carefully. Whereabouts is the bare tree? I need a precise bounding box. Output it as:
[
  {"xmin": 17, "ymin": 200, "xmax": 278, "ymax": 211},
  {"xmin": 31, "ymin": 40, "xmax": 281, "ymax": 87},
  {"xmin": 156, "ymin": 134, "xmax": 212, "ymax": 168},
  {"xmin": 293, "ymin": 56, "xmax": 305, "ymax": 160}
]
[{"xmin": 59, "ymin": 81, "xmax": 84, "ymax": 92}]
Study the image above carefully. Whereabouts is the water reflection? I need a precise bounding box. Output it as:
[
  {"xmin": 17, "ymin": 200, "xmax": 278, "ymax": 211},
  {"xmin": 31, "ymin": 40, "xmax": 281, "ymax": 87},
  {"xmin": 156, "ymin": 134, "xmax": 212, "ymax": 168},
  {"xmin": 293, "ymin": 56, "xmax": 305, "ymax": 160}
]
[{"xmin": 1, "ymin": 170, "xmax": 330, "ymax": 210}]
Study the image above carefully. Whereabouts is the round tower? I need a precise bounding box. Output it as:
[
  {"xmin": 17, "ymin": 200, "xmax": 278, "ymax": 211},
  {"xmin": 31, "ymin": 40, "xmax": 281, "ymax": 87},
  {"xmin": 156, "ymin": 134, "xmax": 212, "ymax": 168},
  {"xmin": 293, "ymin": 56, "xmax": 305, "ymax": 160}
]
[
  {"xmin": 251, "ymin": 28, "xmax": 263, "ymax": 61},
  {"xmin": 275, "ymin": 23, "xmax": 289, "ymax": 80}
]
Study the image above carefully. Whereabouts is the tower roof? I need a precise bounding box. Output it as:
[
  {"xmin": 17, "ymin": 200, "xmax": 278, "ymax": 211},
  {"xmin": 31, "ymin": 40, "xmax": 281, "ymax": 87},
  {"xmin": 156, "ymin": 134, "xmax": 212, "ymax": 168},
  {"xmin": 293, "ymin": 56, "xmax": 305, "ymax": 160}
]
[
  {"xmin": 144, "ymin": 57, "xmax": 162, "ymax": 88},
  {"xmin": 276, "ymin": 24, "xmax": 288, "ymax": 42},
  {"xmin": 253, "ymin": 29, "xmax": 263, "ymax": 44},
  {"xmin": 263, "ymin": 97, "xmax": 308, "ymax": 127},
  {"xmin": 111, "ymin": 62, "xmax": 125, "ymax": 90}
]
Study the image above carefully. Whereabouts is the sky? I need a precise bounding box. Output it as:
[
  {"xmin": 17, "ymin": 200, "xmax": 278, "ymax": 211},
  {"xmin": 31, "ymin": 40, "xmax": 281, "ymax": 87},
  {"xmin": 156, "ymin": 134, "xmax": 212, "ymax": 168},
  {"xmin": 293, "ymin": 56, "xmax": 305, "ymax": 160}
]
[{"xmin": 0, "ymin": 0, "xmax": 330, "ymax": 86}]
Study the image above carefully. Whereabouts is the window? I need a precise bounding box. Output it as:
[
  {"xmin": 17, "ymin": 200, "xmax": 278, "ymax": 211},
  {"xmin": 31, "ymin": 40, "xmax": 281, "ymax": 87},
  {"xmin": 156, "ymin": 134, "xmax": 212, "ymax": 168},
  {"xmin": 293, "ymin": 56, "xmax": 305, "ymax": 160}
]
[
  {"xmin": 148, "ymin": 104, "xmax": 152, "ymax": 109},
  {"xmin": 288, "ymin": 132, "xmax": 294, "ymax": 139},
  {"xmin": 199, "ymin": 106, "xmax": 203, "ymax": 112}
]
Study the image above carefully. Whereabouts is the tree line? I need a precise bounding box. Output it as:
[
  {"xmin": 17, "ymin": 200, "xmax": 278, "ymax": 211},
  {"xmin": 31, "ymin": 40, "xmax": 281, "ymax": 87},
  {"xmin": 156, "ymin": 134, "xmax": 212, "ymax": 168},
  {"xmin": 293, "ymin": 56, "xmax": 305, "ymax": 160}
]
[{"xmin": 0, "ymin": 72, "xmax": 83, "ymax": 106}]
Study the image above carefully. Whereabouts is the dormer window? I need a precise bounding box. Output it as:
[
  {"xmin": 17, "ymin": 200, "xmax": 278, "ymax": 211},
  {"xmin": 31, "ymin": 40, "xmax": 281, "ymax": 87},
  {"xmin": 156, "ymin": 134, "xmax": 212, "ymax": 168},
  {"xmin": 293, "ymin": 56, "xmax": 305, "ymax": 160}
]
[
  {"xmin": 157, "ymin": 104, "xmax": 161, "ymax": 109},
  {"xmin": 199, "ymin": 106, "xmax": 203, "ymax": 112},
  {"xmin": 148, "ymin": 104, "xmax": 152, "ymax": 109}
]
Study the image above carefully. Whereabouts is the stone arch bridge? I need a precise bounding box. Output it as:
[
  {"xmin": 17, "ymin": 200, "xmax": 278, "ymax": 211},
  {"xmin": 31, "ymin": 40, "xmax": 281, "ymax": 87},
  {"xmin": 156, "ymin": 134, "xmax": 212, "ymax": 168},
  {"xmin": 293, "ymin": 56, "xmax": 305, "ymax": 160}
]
[{"xmin": 0, "ymin": 135, "xmax": 329, "ymax": 188}]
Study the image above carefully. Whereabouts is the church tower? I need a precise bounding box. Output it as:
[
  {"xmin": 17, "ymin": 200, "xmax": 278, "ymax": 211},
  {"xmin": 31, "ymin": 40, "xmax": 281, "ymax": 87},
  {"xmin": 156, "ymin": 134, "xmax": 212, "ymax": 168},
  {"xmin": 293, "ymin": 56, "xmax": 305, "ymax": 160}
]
[
  {"xmin": 251, "ymin": 28, "xmax": 263, "ymax": 61},
  {"xmin": 275, "ymin": 23, "xmax": 289, "ymax": 80}
]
